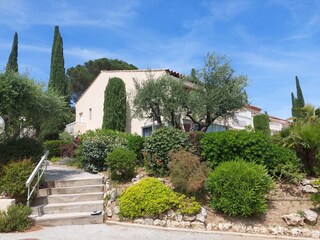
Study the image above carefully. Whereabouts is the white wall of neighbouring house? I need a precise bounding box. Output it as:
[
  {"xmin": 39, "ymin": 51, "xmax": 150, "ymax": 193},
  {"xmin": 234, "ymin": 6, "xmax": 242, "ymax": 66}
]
[{"xmin": 74, "ymin": 69, "xmax": 169, "ymax": 136}]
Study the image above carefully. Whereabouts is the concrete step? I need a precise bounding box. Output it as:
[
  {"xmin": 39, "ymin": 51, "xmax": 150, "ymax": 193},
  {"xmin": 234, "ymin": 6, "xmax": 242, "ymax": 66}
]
[
  {"xmin": 46, "ymin": 178, "xmax": 103, "ymax": 188},
  {"xmin": 37, "ymin": 184, "xmax": 104, "ymax": 196},
  {"xmin": 31, "ymin": 212, "xmax": 104, "ymax": 226},
  {"xmin": 47, "ymin": 192, "xmax": 103, "ymax": 204},
  {"xmin": 32, "ymin": 200, "xmax": 104, "ymax": 215}
]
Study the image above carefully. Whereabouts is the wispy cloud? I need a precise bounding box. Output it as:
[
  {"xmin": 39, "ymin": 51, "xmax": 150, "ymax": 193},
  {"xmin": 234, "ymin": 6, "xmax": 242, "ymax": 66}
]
[{"xmin": 206, "ymin": 0, "xmax": 252, "ymax": 20}]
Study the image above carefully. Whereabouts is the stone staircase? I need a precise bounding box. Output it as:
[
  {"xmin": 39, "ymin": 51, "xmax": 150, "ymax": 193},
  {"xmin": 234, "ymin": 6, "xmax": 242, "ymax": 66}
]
[{"xmin": 31, "ymin": 177, "xmax": 105, "ymax": 226}]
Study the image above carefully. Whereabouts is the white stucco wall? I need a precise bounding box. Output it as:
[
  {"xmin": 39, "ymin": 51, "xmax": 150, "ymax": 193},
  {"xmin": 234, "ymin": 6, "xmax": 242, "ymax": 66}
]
[{"xmin": 74, "ymin": 70, "xmax": 169, "ymax": 136}]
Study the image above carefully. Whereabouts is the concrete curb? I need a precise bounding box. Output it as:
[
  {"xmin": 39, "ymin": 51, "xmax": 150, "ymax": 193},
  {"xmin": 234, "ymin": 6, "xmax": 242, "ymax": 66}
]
[{"xmin": 106, "ymin": 221, "xmax": 312, "ymax": 240}]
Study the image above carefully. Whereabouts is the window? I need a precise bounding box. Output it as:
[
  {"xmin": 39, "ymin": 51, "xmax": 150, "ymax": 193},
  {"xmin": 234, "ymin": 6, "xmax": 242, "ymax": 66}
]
[
  {"xmin": 79, "ymin": 112, "xmax": 83, "ymax": 123},
  {"xmin": 89, "ymin": 108, "xmax": 92, "ymax": 120},
  {"xmin": 206, "ymin": 124, "xmax": 227, "ymax": 133},
  {"xmin": 142, "ymin": 126, "xmax": 153, "ymax": 137}
]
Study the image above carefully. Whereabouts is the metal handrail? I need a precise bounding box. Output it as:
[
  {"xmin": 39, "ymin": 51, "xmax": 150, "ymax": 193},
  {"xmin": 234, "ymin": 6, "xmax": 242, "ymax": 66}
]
[{"xmin": 26, "ymin": 151, "xmax": 49, "ymax": 206}]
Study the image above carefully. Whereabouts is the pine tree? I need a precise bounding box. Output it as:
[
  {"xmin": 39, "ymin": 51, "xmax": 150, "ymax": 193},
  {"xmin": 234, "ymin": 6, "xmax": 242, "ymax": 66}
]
[
  {"xmin": 295, "ymin": 76, "xmax": 305, "ymax": 108},
  {"xmin": 48, "ymin": 26, "xmax": 69, "ymax": 102},
  {"xmin": 102, "ymin": 77, "xmax": 126, "ymax": 131},
  {"xmin": 6, "ymin": 32, "xmax": 18, "ymax": 73}
]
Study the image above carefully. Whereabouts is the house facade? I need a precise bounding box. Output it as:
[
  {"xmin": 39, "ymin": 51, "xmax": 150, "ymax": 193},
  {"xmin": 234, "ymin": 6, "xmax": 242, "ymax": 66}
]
[{"xmin": 66, "ymin": 69, "xmax": 288, "ymax": 136}]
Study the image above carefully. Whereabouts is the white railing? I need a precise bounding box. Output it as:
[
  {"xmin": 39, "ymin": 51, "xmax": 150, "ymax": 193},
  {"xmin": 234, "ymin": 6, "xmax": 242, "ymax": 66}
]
[{"xmin": 26, "ymin": 151, "xmax": 49, "ymax": 206}]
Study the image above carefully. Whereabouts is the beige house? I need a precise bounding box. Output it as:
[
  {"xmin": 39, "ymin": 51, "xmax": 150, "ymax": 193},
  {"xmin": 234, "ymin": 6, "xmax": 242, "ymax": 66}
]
[{"xmin": 66, "ymin": 69, "xmax": 288, "ymax": 136}]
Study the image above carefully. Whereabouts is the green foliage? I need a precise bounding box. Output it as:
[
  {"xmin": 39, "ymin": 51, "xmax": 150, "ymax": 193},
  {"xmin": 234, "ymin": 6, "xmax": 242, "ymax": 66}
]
[
  {"xmin": 59, "ymin": 131, "xmax": 74, "ymax": 143},
  {"xmin": 125, "ymin": 134, "xmax": 144, "ymax": 165},
  {"xmin": 206, "ymin": 160, "xmax": 274, "ymax": 217},
  {"xmin": 291, "ymin": 76, "xmax": 305, "ymax": 119},
  {"xmin": 143, "ymin": 128, "xmax": 192, "ymax": 176},
  {"xmin": 253, "ymin": 114, "xmax": 270, "ymax": 135},
  {"xmin": 77, "ymin": 129, "xmax": 128, "ymax": 172},
  {"xmin": 43, "ymin": 140, "xmax": 64, "ymax": 158},
  {"xmin": 0, "ymin": 160, "xmax": 34, "ymax": 203},
  {"xmin": 168, "ymin": 149, "xmax": 208, "ymax": 194},
  {"xmin": 119, "ymin": 177, "xmax": 200, "ymax": 219},
  {"xmin": 48, "ymin": 26, "xmax": 69, "ymax": 102},
  {"xmin": 185, "ymin": 52, "xmax": 248, "ymax": 132},
  {"xmin": 67, "ymin": 58, "xmax": 137, "ymax": 103},
  {"xmin": 201, "ymin": 130, "xmax": 301, "ymax": 181},
  {"xmin": 295, "ymin": 76, "xmax": 305, "ymax": 108},
  {"xmin": 0, "ymin": 204, "xmax": 32, "ymax": 232},
  {"xmin": 106, "ymin": 148, "xmax": 136, "ymax": 181},
  {"xmin": 0, "ymin": 71, "xmax": 72, "ymax": 140},
  {"xmin": 0, "ymin": 138, "xmax": 43, "ymax": 167},
  {"xmin": 102, "ymin": 77, "xmax": 126, "ymax": 132},
  {"xmin": 133, "ymin": 74, "xmax": 187, "ymax": 128},
  {"xmin": 6, "ymin": 32, "xmax": 18, "ymax": 73}
]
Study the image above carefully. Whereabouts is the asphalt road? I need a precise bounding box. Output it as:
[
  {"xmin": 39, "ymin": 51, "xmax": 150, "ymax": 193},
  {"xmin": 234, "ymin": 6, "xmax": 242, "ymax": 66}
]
[{"xmin": 0, "ymin": 222, "xmax": 310, "ymax": 240}]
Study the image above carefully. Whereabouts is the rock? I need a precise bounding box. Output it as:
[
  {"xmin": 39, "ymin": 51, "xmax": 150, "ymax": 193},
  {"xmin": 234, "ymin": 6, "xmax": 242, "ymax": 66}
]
[
  {"xmin": 133, "ymin": 218, "xmax": 145, "ymax": 224},
  {"xmin": 232, "ymin": 225, "xmax": 242, "ymax": 232},
  {"xmin": 206, "ymin": 223, "xmax": 213, "ymax": 231},
  {"xmin": 282, "ymin": 213, "xmax": 304, "ymax": 226},
  {"xmin": 159, "ymin": 213, "xmax": 168, "ymax": 220},
  {"xmin": 160, "ymin": 220, "xmax": 167, "ymax": 227},
  {"xmin": 291, "ymin": 228, "xmax": 303, "ymax": 237},
  {"xmin": 154, "ymin": 219, "xmax": 161, "ymax": 226},
  {"xmin": 311, "ymin": 230, "xmax": 320, "ymax": 238},
  {"xmin": 183, "ymin": 214, "xmax": 196, "ymax": 222},
  {"xmin": 301, "ymin": 228, "xmax": 312, "ymax": 237},
  {"xmin": 191, "ymin": 221, "xmax": 206, "ymax": 230},
  {"xmin": 269, "ymin": 226, "xmax": 285, "ymax": 235},
  {"xmin": 105, "ymin": 183, "xmax": 110, "ymax": 191},
  {"xmin": 299, "ymin": 185, "xmax": 318, "ymax": 193},
  {"xmin": 175, "ymin": 213, "xmax": 183, "ymax": 222},
  {"xmin": 260, "ymin": 227, "xmax": 268, "ymax": 234},
  {"xmin": 110, "ymin": 188, "xmax": 117, "ymax": 202},
  {"xmin": 106, "ymin": 207, "xmax": 112, "ymax": 217},
  {"xmin": 167, "ymin": 209, "xmax": 175, "ymax": 219},
  {"xmin": 304, "ymin": 208, "xmax": 318, "ymax": 225},
  {"xmin": 196, "ymin": 207, "xmax": 207, "ymax": 223},
  {"xmin": 252, "ymin": 227, "xmax": 261, "ymax": 233},
  {"xmin": 113, "ymin": 206, "xmax": 120, "ymax": 215},
  {"xmin": 145, "ymin": 218, "xmax": 154, "ymax": 225},
  {"xmin": 246, "ymin": 226, "xmax": 253, "ymax": 233},
  {"xmin": 218, "ymin": 223, "xmax": 232, "ymax": 231},
  {"xmin": 170, "ymin": 221, "xmax": 180, "ymax": 227},
  {"xmin": 301, "ymin": 179, "xmax": 312, "ymax": 186},
  {"xmin": 180, "ymin": 221, "xmax": 191, "ymax": 228}
]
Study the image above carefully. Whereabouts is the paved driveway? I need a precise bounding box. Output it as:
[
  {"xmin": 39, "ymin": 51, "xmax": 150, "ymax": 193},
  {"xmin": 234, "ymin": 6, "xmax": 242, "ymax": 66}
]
[{"xmin": 0, "ymin": 222, "xmax": 310, "ymax": 240}]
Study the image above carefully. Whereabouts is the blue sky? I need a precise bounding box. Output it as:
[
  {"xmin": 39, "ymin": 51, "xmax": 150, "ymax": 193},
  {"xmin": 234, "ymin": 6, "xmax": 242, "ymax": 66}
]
[{"xmin": 0, "ymin": 0, "xmax": 319, "ymax": 119}]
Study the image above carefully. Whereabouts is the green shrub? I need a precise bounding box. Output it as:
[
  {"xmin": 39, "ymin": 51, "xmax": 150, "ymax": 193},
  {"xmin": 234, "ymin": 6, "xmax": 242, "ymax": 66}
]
[
  {"xmin": 0, "ymin": 204, "xmax": 32, "ymax": 232},
  {"xmin": 168, "ymin": 149, "xmax": 208, "ymax": 194},
  {"xmin": 76, "ymin": 129, "xmax": 128, "ymax": 172},
  {"xmin": 106, "ymin": 148, "xmax": 136, "ymax": 181},
  {"xmin": 58, "ymin": 131, "xmax": 74, "ymax": 143},
  {"xmin": 125, "ymin": 134, "xmax": 144, "ymax": 165},
  {"xmin": 206, "ymin": 160, "xmax": 274, "ymax": 217},
  {"xmin": 119, "ymin": 177, "xmax": 201, "ymax": 219},
  {"xmin": 0, "ymin": 160, "xmax": 34, "ymax": 203},
  {"xmin": 143, "ymin": 128, "xmax": 192, "ymax": 176},
  {"xmin": 0, "ymin": 138, "xmax": 43, "ymax": 167},
  {"xmin": 43, "ymin": 140, "xmax": 64, "ymax": 158},
  {"xmin": 253, "ymin": 114, "xmax": 271, "ymax": 135},
  {"xmin": 201, "ymin": 130, "xmax": 302, "ymax": 181}
]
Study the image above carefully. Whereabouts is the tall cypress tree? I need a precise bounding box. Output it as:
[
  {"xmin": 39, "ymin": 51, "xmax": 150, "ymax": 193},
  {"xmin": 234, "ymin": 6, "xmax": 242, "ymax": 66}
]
[
  {"xmin": 291, "ymin": 92, "xmax": 297, "ymax": 118},
  {"xmin": 295, "ymin": 76, "xmax": 305, "ymax": 108},
  {"xmin": 102, "ymin": 77, "xmax": 126, "ymax": 131},
  {"xmin": 6, "ymin": 32, "xmax": 18, "ymax": 73},
  {"xmin": 48, "ymin": 26, "xmax": 69, "ymax": 102}
]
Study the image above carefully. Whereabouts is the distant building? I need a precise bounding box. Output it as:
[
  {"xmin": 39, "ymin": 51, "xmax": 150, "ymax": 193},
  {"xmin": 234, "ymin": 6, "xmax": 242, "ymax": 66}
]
[{"xmin": 66, "ymin": 69, "xmax": 288, "ymax": 136}]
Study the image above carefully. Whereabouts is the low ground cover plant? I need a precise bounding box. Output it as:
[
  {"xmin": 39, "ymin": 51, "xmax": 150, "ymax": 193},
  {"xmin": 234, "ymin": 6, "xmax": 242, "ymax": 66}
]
[
  {"xmin": 119, "ymin": 177, "xmax": 201, "ymax": 219},
  {"xmin": 143, "ymin": 128, "xmax": 192, "ymax": 176},
  {"xmin": 0, "ymin": 204, "xmax": 32, "ymax": 232},
  {"xmin": 168, "ymin": 149, "xmax": 208, "ymax": 194},
  {"xmin": 206, "ymin": 160, "xmax": 274, "ymax": 217},
  {"xmin": 106, "ymin": 148, "xmax": 136, "ymax": 181}
]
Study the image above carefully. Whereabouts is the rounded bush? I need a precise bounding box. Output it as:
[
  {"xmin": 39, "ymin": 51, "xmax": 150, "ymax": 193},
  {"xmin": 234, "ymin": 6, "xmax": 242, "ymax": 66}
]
[
  {"xmin": 143, "ymin": 128, "xmax": 192, "ymax": 176},
  {"xmin": 43, "ymin": 140, "xmax": 65, "ymax": 158},
  {"xmin": 0, "ymin": 204, "xmax": 32, "ymax": 232},
  {"xmin": 124, "ymin": 134, "xmax": 144, "ymax": 165},
  {"xmin": 0, "ymin": 159, "xmax": 35, "ymax": 203},
  {"xmin": 168, "ymin": 149, "xmax": 207, "ymax": 194},
  {"xmin": 206, "ymin": 160, "xmax": 274, "ymax": 217},
  {"xmin": 119, "ymin": 177, "xmax": 201, "ymax": 219},
  {"xmin": 106, "ymin": 148, "xmax": 136, "ymax": 181}
]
